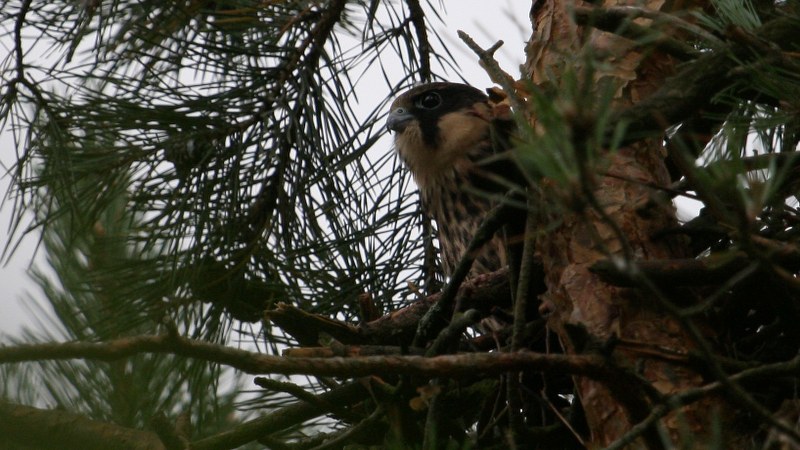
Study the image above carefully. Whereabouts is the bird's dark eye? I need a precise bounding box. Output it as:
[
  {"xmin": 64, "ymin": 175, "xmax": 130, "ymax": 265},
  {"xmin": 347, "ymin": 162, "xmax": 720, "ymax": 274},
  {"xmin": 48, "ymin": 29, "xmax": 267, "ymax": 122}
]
[{"xmin": 415, "ymin": 92, "xmax": 441, "ymax": 110}]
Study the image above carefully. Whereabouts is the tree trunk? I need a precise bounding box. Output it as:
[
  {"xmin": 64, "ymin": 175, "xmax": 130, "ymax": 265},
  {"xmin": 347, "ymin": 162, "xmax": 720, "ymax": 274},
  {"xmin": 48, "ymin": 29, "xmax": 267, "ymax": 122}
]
[{"xmin": 524, "ymin": 0, "xmax": 746, "ymax": 447}]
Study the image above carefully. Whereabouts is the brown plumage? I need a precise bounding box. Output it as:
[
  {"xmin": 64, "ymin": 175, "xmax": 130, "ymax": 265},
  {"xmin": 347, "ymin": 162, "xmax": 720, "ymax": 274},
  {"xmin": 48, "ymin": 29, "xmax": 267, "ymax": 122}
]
[{"xmin": 387, "ymin": 82, "xmax": 513, "ymax": 277}]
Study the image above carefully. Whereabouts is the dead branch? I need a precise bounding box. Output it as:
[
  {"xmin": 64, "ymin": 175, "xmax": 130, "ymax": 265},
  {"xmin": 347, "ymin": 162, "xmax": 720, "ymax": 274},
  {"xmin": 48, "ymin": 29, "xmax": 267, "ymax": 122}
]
[
  {"xmin": 266, "ymin": 266, "xmax": 513, "ymax": 348},
  {"xmin": 0, "ymin": 332, "xmax": 606, "ymax": 378},
  {"xmin": 361, "ymin": 267, "xmax": 512, "ymax": 345}
]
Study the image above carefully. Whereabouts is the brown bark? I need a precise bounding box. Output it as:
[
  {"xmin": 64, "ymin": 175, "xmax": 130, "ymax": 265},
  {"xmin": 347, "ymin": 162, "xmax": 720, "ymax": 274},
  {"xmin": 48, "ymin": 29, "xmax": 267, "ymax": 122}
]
[
  {"xmin": 524, "ymin": 0, "xmax": 741, "ymax": 447},
  {"xmin": 266, "ymin": 268, "xmax": 513, "ymax": 347},
  {"xmin": 0, "ymin": 401, "xmax": 166, "ymax": 450}
]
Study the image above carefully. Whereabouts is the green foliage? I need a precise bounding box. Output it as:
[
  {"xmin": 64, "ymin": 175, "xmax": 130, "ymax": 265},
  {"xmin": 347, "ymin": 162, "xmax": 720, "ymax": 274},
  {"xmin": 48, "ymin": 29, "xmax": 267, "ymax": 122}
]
[
  {"xmin": 2, "ymin": 0, "xmax": 800, "ymax": 448},
  {"xmin": 0, "ymin": 0, "xmax": 448, "ymax": 338},
  {"xmin": 0, "ymin": 0, "xmax": 455, "ymax": 446},
  {"xmin": 700, "ymin": 0, "xmax": 762, "ymax": 31},
  {"xmin": 0, "ymin": 144, "xmax": 241, "ymax": 435}
]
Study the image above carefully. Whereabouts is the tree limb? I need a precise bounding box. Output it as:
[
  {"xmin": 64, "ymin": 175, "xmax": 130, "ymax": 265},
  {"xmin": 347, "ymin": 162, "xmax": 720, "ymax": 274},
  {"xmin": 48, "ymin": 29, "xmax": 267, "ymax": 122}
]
[
  {"xmin": 0, "ymin": 333, "xmax": 607, "ymax": 378},
  {"xmin": 0, "ymin": 401, "xmax": 166, "ymax": 450}
]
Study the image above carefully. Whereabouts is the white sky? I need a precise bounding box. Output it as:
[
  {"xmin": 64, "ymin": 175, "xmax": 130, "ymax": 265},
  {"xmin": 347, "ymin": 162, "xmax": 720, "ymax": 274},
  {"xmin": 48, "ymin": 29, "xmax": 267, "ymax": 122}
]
[{"xmin": 0, "ymin": 1, "xmax": 531, "ymax": 338}]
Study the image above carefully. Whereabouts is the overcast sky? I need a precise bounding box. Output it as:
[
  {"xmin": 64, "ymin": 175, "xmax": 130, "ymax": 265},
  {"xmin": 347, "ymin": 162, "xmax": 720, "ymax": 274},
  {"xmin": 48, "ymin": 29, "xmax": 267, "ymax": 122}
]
[{"xmin": 0, "ymin": 1, "xmax": 530, "ymax": 338}]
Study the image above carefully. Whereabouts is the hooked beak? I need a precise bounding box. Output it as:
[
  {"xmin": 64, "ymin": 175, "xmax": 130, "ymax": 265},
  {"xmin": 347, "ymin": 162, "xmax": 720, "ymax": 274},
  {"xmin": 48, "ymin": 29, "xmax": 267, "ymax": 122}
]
[{"xmin": 386, "ymin": 108, "xmax": 414, "ymax": 133}]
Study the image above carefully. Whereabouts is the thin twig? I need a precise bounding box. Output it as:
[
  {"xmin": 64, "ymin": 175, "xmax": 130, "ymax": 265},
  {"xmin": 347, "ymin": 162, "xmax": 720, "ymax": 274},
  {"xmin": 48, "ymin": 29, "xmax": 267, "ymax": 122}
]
[
  {"xmin": 404, "ymin": 0, "xmax": 431, "ymax": 81},
  {"xmin": 426, "ymin": 309, "xmax": 481, "ymax": 357},
  {"xmin": 422, "ymin": 380, "xmax": 442, "ymax": 450},
  {"xmin": 542, "ymin": 391, "xmax": 587, "ymax": 447},
  {"xmin": 254, "ymin": 377, "xmax": 359, "ymax": 422},
  {"xmin": 511, "ymin": 204, "xmax": 537, "ymax": 351},
  {"xmin": 191, "ymin": 382, "xmax": 370, "ymax": 450},
  {"xmin": 308, "ymin": 406, "xmax": 384, "ymax": 450},
  {"xmin": 457, "ymin": 30, "xmax": 528, "ymax": 119},
  {"xmin": 506, "ymin": 201, "xmax": 539, "ymax": 446},
  {"xmin": 602, "ymin": 404, "xmax": 669, "ymax": 450}
]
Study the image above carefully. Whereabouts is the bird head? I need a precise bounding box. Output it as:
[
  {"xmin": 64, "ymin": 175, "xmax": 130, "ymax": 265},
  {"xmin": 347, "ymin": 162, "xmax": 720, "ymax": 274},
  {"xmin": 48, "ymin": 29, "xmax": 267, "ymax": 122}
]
[{"xmin": 387, "ymin": 82, "xmax": 494, "ymax": 188}]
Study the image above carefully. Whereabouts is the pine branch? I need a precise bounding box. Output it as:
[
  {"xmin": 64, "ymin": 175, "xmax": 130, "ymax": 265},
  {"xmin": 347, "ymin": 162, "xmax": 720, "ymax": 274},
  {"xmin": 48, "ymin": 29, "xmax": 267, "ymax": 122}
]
[
  {"xmin": 405, "ymin": 0, "xmax": 432, "ymax": 81},
  {"xmin": 590, "ymin": 252, "xmax": 755, "ymax": 286},
  {"xmin": 613, "ymin": 16, "xmax": 800, "ymax": 144},
  {"xmin": 361, "ymin": 267, "xmax": 512, "ymax": 344},
  {"xmin": 0, "ymin": 401, "xmax": 166, "ymax": 450},
  {"xmin": 0, "ymin": 333, "xmax": 608, "ymax": 379}
]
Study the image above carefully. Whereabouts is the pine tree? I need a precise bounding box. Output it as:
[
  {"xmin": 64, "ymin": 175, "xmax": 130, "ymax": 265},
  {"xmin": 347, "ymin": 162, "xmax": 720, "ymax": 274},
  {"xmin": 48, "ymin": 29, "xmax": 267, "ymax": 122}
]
[{"xmin": 1, "ymin": 0, "xmax": 800, "ymax": 449}]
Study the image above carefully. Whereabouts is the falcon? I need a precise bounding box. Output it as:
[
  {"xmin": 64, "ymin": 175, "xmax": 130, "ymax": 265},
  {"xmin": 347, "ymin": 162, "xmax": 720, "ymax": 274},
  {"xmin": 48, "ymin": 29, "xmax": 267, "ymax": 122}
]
[{"xmin": 386, "ymin": 82, "xmax": 516, "ymax": 278}]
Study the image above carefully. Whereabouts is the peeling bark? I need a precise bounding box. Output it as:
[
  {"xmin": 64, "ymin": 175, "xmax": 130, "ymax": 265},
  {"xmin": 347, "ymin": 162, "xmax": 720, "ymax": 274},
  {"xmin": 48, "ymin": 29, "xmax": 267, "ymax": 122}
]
[{"xmin": 524, "ymin": 0, "xmax": 746, "ymax": 447}]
